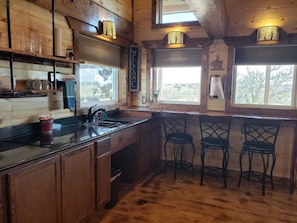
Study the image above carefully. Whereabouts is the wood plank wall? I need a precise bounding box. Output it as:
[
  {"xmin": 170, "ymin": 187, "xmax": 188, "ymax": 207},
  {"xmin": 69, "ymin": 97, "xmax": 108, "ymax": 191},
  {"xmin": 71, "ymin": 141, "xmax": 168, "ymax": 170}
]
[
  {"xmin": 0, "ymin": 0, "xmax": 132, "ymax": 128},
  {"xmin": 132, "ymin": 0, "xmax": 295, "ymax": 180}
]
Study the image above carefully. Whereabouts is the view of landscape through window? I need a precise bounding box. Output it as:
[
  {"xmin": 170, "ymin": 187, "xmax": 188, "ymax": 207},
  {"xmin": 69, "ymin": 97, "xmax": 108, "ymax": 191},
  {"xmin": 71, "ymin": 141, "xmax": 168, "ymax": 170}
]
[
  {"xmin": 234, "ymin": 65, "xmax": 295, "ymax": 107},
  {"xmin": 155, "ymin": 67, "xmax": 201, "ymax": 104},
  {"xmin": 79, "ymin": 64, "xmax": 118, "ymax": 107}
]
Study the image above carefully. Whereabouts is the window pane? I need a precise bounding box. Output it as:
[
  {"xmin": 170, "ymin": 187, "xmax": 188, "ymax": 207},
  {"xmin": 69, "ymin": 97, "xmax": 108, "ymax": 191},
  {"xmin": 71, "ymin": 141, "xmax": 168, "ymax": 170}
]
[
  {"xmin": 158, "ymin": 0, "xmax": 198, "ymax": 24},
  {"xmin": 269, "ymin": 65, "xmax": 294, "ymax": 105},
  {"xmin": 79, "ymin": 63, "xmax": 118, "ymax": 107},
  {"xmin": 162, "ymin": 12, "xmax": 197, "ymax": 24},
  {"xmin": 234, "ymin": 65, "xmax": 295, "ymax": 107},
  {"xmin": 156, "ymin": 67, "xmax": 201, "ymax": 104},
  {"xmin": 235, "ymin": 65, "xmax": 266, "ymax": 104}
]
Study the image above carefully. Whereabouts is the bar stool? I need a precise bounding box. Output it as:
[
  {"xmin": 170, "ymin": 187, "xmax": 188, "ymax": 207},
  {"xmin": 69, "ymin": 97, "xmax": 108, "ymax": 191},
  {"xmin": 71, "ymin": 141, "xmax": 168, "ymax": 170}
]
[
  {"xmin": 238, "ymin": 118, "xmax": 281, "ymax": 195},
  {"xmin": 199, "ymin": 115, "xmax": 232, "ymax": 188},
  {"xmin": 161, "ymin": 112, "xmax": 195, "ymax": 179}
]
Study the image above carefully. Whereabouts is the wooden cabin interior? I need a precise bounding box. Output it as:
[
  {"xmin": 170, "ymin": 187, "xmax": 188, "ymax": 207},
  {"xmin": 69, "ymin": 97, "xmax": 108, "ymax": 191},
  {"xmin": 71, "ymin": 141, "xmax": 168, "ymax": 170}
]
[{"xmin": 0, "ymin": 0, "xmax": 297, "ymax": 222}]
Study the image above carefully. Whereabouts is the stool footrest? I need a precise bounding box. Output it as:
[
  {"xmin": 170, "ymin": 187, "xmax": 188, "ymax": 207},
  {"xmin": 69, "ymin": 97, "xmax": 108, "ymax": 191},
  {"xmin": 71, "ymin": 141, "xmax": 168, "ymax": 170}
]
[
  {"xmin": 241, "ymin": 171, "xmax": 273, "ymax": 183},
  {"xmin": 201, "ymin": 166, "xmax": 226, "ymax": 177},
  {"xmin": 165, "ymin": 160, "xmax": 193, "ymax": 171}
]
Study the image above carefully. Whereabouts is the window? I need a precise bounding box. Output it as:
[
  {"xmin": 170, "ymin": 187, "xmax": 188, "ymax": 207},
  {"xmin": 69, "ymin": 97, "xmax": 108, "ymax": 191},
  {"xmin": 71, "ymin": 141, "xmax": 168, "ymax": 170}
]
[
  {"xmin": 78, "ymin": 34, "xmax": 121, "ymax": 108},
  {"xmin": 153, "ymin": 0, "xmax": 198, "ymax": 27},
  {"xmin": 79, "ymin": 63, "xmax": 118, "ymax": 108},
  {"xmin": 233, "ymin": 65, "xmax": 296, "ymax": 108},
  {"xmin": 154, "ymin": 67, "xmax": 201, "ymax": 104},
  {"xmin": 152, "ymin": 48, "xmax": 202, "ymax": 105},
  {"xmin": 231, "ymin": 45, "xmax": 297, "ymax": 110}
]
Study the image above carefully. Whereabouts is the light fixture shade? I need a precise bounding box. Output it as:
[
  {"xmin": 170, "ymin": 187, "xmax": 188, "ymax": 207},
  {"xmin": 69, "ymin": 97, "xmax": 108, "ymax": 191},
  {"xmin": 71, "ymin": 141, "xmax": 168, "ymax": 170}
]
[
  {"xmin": 101, "ymin": 20, "xmax": 116, "ymax": 39},
  {"xmin": 257, "ymin": 26, "xmax": 279, "ymax": 41},
  {"xmin": 167, "ymin": 31, "xmax": 184, "ymax": 45},
  {"xmin": 210, "ymin": 75, "xmax": 224, "ymax": 99}
]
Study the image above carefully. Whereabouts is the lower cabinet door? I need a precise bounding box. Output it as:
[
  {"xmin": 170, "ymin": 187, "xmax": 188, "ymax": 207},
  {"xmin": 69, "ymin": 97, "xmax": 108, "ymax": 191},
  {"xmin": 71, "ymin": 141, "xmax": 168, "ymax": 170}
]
[
  {"xmin": 7, "ymin": 156, "xmax": 62, "ymax": 223},
  {"xmin": 61, "ymin": 144, "xmax": 95, "ymax": 223}
]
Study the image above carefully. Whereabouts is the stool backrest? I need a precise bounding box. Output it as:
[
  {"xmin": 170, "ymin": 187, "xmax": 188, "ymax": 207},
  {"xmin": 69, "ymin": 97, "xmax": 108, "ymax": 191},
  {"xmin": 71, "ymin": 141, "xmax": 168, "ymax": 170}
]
[
  {"xmin": 243, "ymin": 118, "xmax": 281, "ymax": 145},
  {"xmin": 199, "ymin": 115, "xmax": 232, "ymax": 141},
  {"xmin": 160, "ymin": 112, "xmax": 188, "ymax": 137}
]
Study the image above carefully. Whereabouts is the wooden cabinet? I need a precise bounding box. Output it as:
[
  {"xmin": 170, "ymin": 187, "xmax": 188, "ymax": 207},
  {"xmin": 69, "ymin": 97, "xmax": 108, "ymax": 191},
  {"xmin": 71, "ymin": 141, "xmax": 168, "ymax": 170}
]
[
  {"xmin": 0, "ymin": 174, "xmax": 8, "ymax": 223},
  {"xmin": 95, "ymin": 137, "xmax": 111, "ymax": 209},
  {"xmin": 138, "ymin": 121, "xmax": 152, "ymax": 177},
  {"xmin": 61, "ymin": 143, "xmax": 95, "ymax": 223},
  {"xmin": 151, "ymin": 117, "xmax": 162, "ymax": 169},
  {"xmin": 111, "ymin": 126, "xmax": 137, "ymax": 154},
  {"xmin": 3, "ymin": 142, "xmax": 96, "ymax": 223},
  {"xmin": 7, "ymin": 156, "xmax": 62, "ymax": 223}
]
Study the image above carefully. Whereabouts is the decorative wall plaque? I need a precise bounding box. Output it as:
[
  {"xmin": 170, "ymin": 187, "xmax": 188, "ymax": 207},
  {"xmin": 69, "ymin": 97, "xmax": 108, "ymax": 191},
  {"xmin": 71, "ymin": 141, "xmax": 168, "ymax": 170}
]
[
  {"xmin": 129, "ymin": 45, "xmax": 140, "ymax": 91},
  {"xmin": 210, "ymin": 54, "xmax": 224, "ymax": 70}
]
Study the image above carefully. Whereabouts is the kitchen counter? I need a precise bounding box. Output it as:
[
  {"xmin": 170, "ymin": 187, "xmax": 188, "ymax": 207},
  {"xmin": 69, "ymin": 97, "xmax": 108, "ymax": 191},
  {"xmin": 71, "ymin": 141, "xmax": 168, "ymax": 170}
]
[{"xmin": 0, "ymin": 113, "xmax": 150, "ymax": 172}]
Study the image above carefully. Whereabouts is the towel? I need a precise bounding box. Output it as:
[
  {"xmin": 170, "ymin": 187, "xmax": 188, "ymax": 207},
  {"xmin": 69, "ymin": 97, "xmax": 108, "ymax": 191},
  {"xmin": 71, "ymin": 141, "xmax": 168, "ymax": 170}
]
[{"xmin": 63, "ymin": 79, "xmax": 75, "ymax": 110}]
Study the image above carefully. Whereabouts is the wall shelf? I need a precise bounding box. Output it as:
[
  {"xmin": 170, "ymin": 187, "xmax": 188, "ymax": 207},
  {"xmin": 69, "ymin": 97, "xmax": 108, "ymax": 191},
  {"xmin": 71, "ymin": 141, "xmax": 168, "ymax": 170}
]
[
  {"xmin": 0, "ymin": 47, "xmax": 81, "ymax": 64},
  {"xmin": 0, "ymin": 90, "xmax": 48, "ymax": 98}
]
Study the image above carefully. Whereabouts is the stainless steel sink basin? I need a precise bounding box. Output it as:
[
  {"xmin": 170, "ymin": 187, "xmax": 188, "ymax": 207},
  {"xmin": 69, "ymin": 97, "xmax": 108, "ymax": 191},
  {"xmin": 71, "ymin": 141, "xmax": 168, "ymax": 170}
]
[
  {"xmin": 87, "ymin": 119, "xmax": 129, "ymax": 128},
  {"xmin": 96, "ymin": 120, "xmax": 124, "ymax": 128},
  {"xmin": 86, "ymin": 119, "xmax": 129, "ymax": 128}
]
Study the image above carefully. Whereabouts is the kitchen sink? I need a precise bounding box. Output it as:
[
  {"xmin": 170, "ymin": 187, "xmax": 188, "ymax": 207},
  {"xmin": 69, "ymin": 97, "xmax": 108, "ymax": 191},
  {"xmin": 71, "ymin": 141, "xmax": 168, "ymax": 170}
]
[
  {"xmin": 87, "ymin": 119, "xmax": 130, "ymax": 128},
  {"xmin": 96, "ymin": 120, "xmax": 127, "ymax": 128}
]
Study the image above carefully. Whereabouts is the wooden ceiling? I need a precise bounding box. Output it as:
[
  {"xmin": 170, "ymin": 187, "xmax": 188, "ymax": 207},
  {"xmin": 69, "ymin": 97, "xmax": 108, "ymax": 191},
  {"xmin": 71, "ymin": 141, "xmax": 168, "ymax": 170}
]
[{"xmin": 185, "ymin": 0, "xmax": 297, "ymax": 39}]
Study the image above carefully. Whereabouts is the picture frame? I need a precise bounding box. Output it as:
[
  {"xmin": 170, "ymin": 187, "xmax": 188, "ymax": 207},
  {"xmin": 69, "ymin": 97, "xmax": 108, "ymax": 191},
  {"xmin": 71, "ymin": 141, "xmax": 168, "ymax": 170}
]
[{"xmin": 129, "ymin": 45, "xmax": 140, "ymax": 91}]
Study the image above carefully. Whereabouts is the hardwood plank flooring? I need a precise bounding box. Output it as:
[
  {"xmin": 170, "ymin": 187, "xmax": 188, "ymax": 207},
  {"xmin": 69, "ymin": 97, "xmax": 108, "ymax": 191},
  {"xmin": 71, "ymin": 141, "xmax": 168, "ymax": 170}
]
[{"xmin": 99, "ymin": 168, "xmax": 297, "ymax": 223}]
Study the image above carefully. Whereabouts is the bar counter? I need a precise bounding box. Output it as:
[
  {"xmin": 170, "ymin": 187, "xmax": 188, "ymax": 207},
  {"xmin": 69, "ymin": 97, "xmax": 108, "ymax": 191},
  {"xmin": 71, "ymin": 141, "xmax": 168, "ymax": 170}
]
[{"xmin": 122, "ymin": 107, "xmax": 297, "ymax": 193}]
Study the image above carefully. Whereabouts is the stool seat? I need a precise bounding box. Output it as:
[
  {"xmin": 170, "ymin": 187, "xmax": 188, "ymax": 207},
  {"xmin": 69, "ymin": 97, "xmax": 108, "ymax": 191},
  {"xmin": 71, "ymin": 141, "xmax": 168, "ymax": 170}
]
[
  {"xmin": 167, "ymin": 133, "xmax": 193, "ymax": 144},
  {"xmin": 243, "ymin": 141, "xmax": 275, "ymax": 153},
  {"xmin": 161, "ymin": 112, "xmax": 195, "ymax": 179},
  {"xmin": 201, "ymin": 137, "xmax": 229, "ymax": 148}
]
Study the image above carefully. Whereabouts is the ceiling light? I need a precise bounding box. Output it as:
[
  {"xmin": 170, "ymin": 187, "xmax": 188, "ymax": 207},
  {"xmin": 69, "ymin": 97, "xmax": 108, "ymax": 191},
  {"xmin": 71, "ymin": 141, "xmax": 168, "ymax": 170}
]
[
  {"xmin": 167, "ymin": 31, "xmax": 184, "ymax": 45},
  {"xmin": 98, "ymin": 20, "xmax": 116, "ymax": 39},
  {"xmin": 257, "ymin": 26, "xmax": 279, "ymax": 41}
]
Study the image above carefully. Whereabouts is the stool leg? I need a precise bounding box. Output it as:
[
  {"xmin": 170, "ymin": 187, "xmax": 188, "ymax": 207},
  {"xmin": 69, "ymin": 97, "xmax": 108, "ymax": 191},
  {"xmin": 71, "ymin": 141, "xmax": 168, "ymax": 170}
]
[
  {"xmin": 271, "ymin": 152, "xmax": 276, "ymax": 189},
  {"xmin": 163, "ymin": 141, "xmax": 168, "ymax": 173},
  {"xmin": 200, "ymin": 146, "xmax": 205, "ymax": 186},
  {"xmin": 173, "ymin": 144, "xmax": 179, "ymax": 179},
  {"xmin": 222, "ymin": 148, "xmax": 229, "ymax": 188},
  {"xmin": 238, "ymin": 148, "xmax": 245, "ymax": 188},
  {"xmin": 248, "ymin": 151, "xmax": 254, "ymax": 180},
  {"xmin": 261, "ymin": 153, "xmax": 269, "ymax": 195},
  {"xmin": 191, "ymin": 142, "xmax": 195, "ymax": 177}
]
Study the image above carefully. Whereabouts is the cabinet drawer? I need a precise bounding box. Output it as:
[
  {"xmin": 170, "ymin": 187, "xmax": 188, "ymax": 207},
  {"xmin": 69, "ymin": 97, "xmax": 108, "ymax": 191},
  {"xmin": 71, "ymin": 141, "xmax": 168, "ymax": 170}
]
[
  {"xmin": 95, "ymin": 137, "xmax": 111, "ymax": 157},
  {"xmin": 111, "ymin": 126, "xmax": 137, "ymax": 154}
]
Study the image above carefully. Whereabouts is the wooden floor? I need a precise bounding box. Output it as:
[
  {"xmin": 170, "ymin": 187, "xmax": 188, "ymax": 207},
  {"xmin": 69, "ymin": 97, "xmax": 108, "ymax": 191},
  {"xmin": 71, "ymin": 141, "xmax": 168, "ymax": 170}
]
[{"xmin": 99, "ymin": 168, "xmax": 297, "ymax": 223}]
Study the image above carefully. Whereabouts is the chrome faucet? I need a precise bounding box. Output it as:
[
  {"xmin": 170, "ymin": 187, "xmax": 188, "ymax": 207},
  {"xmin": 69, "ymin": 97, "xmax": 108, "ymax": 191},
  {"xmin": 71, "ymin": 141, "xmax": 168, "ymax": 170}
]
[{"xmin": 88, "ymin": 105, "xmax": 106, "ymax": 123}]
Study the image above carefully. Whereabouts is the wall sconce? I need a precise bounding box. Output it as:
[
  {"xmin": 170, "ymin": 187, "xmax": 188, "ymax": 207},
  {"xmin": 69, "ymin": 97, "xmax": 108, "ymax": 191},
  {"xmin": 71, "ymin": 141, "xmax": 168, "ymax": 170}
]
[
  {"xmin": 257, "ymin": 26, "xmax": 279, "ymax": 41},
  {"xmin": 167, "ymin": 31, "xmax": 184, "ymax": 45},
  {"xmin": 98, "ymin": 20, "xmax": 116, "ymax": 39},
  {"xmin": 209, "ymin": 75, "xmax": 224, "ymax": 99}
]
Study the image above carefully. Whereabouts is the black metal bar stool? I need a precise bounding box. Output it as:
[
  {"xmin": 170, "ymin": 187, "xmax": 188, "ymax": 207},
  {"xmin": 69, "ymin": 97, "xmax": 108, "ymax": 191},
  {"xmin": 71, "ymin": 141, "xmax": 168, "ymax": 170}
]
[
  {"xmin": 199, "ymin": 115, "xmax": 232, "ymax": 188},
  {"xmin": 238, "ymin": 118, "xmax": 281, "ymax": 195},
  {"xmin": 161, "ymin": 112, "xmax": 195, "ymax": 179}
]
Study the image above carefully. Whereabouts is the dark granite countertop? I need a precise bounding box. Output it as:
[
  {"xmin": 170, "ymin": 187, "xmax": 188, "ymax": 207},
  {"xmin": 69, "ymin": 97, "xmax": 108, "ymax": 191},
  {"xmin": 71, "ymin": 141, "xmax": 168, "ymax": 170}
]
[{"xmin": 0, "ymin": 112, "xmax": 150, "ymax": 172}]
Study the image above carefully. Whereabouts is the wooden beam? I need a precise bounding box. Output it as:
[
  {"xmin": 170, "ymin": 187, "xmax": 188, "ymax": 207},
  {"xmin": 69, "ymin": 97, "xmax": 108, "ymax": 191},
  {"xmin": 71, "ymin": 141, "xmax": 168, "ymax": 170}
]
[{"xmin": 185, "ymin": 0, "xmax": 227, "ymax": 39}]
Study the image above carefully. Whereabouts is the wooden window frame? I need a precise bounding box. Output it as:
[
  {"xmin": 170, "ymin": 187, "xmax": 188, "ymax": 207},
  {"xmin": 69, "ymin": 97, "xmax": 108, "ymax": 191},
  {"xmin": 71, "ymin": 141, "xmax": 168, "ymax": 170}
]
[{"xmin": 151, "ymin": 0, "xmax": 200, "ymax": 30}]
